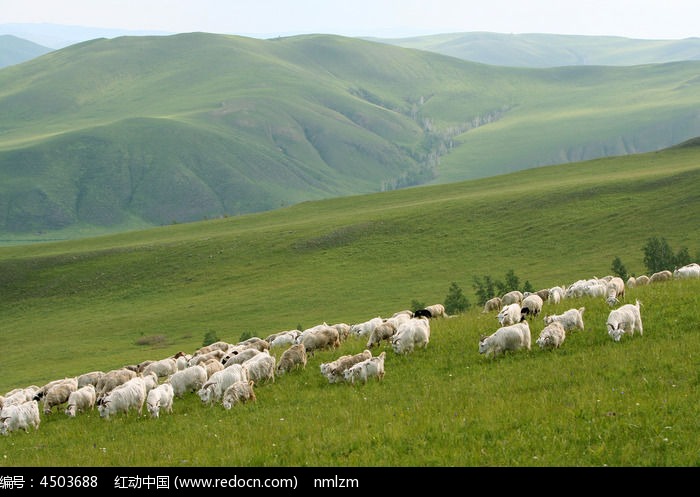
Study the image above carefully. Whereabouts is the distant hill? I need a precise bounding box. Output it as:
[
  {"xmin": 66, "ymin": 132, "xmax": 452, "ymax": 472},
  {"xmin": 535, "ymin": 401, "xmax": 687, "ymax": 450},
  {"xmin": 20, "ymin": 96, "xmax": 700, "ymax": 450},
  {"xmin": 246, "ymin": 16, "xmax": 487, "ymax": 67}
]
[
  {"xmin": 0, "ymin": 34, "xmax": 53, "ymax": 68},
  {"xmin": 0, "ymin": 23, "xmax": 171, "ymax": 49},
  {"xmin": 0, "ymin": 32, "xmax": 699, "ymax": 240},
  {"xmin": 368, "ymin": 32, "xmax": 700, "ymax": 67}
]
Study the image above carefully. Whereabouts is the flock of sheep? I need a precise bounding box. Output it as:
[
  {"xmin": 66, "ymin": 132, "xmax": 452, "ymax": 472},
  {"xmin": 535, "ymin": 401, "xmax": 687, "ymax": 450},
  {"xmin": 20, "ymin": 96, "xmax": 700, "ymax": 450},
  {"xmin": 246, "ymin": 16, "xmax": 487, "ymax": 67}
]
[
  {"xmin": 2, "ymin": 263, "xmax": 697, "ymax": 436},
  {"xmin": 0, "ymin": 302, "xmax": 446, "ymax": 435},
  {"xmin": 478, "ymin": 263, "xmax": 699, "ymax": 357}
]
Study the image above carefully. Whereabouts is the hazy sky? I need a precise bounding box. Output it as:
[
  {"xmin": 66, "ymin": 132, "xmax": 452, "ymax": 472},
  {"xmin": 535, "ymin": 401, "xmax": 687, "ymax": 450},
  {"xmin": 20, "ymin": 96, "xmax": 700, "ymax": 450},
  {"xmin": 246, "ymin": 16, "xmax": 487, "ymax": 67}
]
[{"xmin": 1, "ymin": 0, "xmax": 698, "ymax": 40}]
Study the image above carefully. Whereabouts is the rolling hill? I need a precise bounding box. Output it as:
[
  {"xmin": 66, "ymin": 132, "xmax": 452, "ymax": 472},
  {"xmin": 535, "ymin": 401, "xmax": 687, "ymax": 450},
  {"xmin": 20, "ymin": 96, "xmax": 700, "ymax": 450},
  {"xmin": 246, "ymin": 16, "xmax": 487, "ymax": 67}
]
[
  {"xmin": 1, "ymin": 32, "xmax": 699, "ymax": 241},
  {"xmin": 369, "ymin": 31, "xmax": 700, "ymax": 67},
  {"xmin": 0, "ymin": 34, "xmax": 53, "ymax": 68}
]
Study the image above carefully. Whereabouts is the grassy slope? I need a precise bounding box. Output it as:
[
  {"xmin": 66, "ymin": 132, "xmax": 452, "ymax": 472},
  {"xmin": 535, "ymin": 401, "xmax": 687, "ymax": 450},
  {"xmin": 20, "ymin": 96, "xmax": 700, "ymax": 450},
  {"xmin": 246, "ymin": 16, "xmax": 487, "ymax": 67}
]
[
  {"xmin": 370, "ymin": 32, "xmax": 700, "ymax": 67},
  {"xmin": 1, "ymin": 33, "xmax": 699, "ymax": 238},
  {"xmin": 0, "ymin": 142, "xmax": 698, "ymax": 466}
]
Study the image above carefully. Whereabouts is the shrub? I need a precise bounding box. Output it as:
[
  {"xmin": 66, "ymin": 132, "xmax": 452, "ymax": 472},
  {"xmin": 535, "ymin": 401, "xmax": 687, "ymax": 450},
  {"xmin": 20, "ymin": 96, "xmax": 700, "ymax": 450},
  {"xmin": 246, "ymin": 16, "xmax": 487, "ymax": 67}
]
[{"xmin": 444, "ymin": 282, "xmax": 470, "ymax": 315}]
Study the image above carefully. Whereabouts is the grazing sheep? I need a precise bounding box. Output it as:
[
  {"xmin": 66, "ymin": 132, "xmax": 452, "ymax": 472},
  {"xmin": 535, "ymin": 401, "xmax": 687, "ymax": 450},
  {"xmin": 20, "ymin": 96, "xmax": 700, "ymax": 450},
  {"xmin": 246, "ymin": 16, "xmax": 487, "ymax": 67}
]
[
  {"xmin": 76, "ymin": 371, "xmax": 104, "ymax": 389},
  {"xmin": 320, "ymin": 350, "xmax": 373, "ymax": 384},
  {"xmin": 635, "ymin": 274, "xmax": 650, "ymax": 286},
  {"xmin": 97, "ymin": 378, "xmax": 148, "ymax": 419},
  {"xmin": 96, "ymin": 368, "xmax": 137, "ymax": 400},
  {"xmin": 425, "ymin": 304, "xmax": 447, "ymax": 318},
  {"xmin": 535, "ymin": 321, "xmax": 566, "ymax": 350},
  {"xmin": 520, "ymin": 294, "xmax": 544, "ymax": 320},
  {"xmin": 366, "ymin": 320, "xmax": 398, "ymax": 349},
  {"xmin": 607, "ymin": 300, "xmax": 643, "ymax": 342},
  {"xmin": 276, "ymin": 343, "xmax": 307, "ymax": 375},
  {"xmin": 297, "ymin": 324, "xmax": 340, "ymax": 355},
  {"xmin": 188, "ymin": 349, "xmax": 226, "ymax": 367},
  {"xmin": 343, "ymin": 352, "xmax": 386, "ymax": 385},
  {"xmin": 64, "ymin": 384, "xmax": 97, "ymax": 417},
  {"xmin": 222, "ymin": 380, "xmax": 256, "ymax": 410},
  {"xmin": 605, "ymin": 276, "xmax": 626, "ymax": 306},
  {"xmin": 266, "ymin": 330, "xmax": 301, "ymax": 349},
  {"xmin": 479, "ymin": 320, "xmax": 531, "ymax": 358},
  {"xmin": 548, "ymin": 286, "xmax": 565, "ymax": 305},
  {"xmin": 193, "ymin": 341, "xmax": 231, "ymax": 357},
  {"xmin": 349, "ymin": 317, "xmax": 384, "ymax": 339},
  {"xmin": 223, "ymin": 347, "xmax": 263, "ymax": 367},
  {"xmin": 198, "ymin": 365, "xmax": 248, "ymax": 405},
  {"xmin": 142, "ymin": 358, "xmax": 178, "ymax": 378},
  {"xmin": 482, "ymin": 297, "xmax": 502, "ymax": 313},
  {"xmin": 167, "ymin": 365, "xmax": 208, "ymax": 398},
  {"xmin": 42, "ymin": 378, "xmax": 79, "ymax": 415},
  {"xmin": 673, "ymin": 263, "xmax": 700, "ymax": 279},
  {"xmin": 1, "ymin": 400, "xmax": 41, "ymax": 435},
  {"xmin": 497, "ymin": 303, "xmax": 522, "ymax": 326},
  {"xmin": 331, "ymin": 323, "xmax": 353, "ymax": 342},
  {"xmin": 543, "ymin": 307, "xmax": 586, "ymax": 332},
  {"xmin": 146, "ymin": 383, "xmax": 174, "ymax": 418},
  {"xmin": 242, "ymin": 351, "xmax": 276, "ymax": 385},
  {"xmin": 391, "ymin": 316, "xmax": 430, "ymax": 354},
  {"xmin": 203, "ymin": 358, "xmax": 225, "ymax": 378},
  {"xmin": 649, "ymin": 270, "xmax": 672, "ymax": 283},
  {"xmin": 501, "ymin": 290, "xmax": 523, "ymax": 306}
]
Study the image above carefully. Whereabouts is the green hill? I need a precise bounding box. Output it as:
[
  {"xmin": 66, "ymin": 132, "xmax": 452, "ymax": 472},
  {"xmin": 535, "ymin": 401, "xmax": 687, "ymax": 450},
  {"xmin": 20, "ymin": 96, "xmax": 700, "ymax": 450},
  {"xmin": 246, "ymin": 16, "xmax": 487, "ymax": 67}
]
[
  {"xmin": 0, "ymin": 141, "xmax": 698, "ymax": 466},
  {"xmin": 1, "ymin": 32, "xmax": 699, "ymax": 240},
  {"xmin": 369, "ymin": 32, "xmax": 700, "ymax": 67},
  {"xmin": 0, "ymin": 34, "xmax": 53, "ymax": 68}
]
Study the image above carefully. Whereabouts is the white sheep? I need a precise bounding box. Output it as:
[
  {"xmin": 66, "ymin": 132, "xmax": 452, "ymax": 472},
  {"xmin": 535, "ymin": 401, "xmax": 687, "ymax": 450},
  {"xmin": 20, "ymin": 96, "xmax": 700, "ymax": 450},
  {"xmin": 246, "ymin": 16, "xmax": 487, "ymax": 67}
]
[
  {"xmin": 673, "ymin": 263, "xmax": 700, "ymax": 279},
  {"xmin": 95, "ymin": 368, "xmax": 137, "ymax": 400},
  {"xmin": 366, "ymin": 320, "xmax": 398, "ymax": 349},
  {"xmin": 221, "ymin": 380, "xmax": 256, "ymax": 410},
  {"xmin": 482, "ymin": 297, "xmax": 502, "ymax": 313},
  {"xmin": 275, "ymin": 343, "xmax": 307, "ymax": 375},
  {"xmin": 320, "ymin": 350, "xmax": 373, "ymax": 384},
  {"xmin": 543, "ymin": 307, "xmax": 586, "ymax": 332},
  {"xmin": 198, "ymin": 365, "xmax": 249, "ymax": 405},
  {"xmin": 497, "ymin": 303, "xmax": 522, "ymax": 326},
  {"xmin": 501, "ymin": 290, "xmax": 523, "ymax": 305},
  {"xmin": 97, "ymin": 377, "xmax": 148, "ymax": 419},
  {"xmin": 1, "ymin": 400, "xmax": 41, "ymax": 435},
  {"xmin": 76, "ymin": 371, "xmax": 104, "ymax": 389},
  {"xmin": 520, "ymin": 294, "xmax": 544, "ymax": 320},
  {"xmin": 64, "ymin": 384, "xmax": 97, "ymax": 417},
  {"xmin": 167, "ymin": 365, "xmax": 208, "ymax": 398},
  {"xmin": 142, "ymin": 358, "xmax": 178, "ymax": 378},
  {"xmin": 42, "ymin": 377, "xmax": 79, "ymax": 415},
  {"xmin": 649, "ymin": 270, "xmax": 672, "ymax": 283},
  {"xmin": 548, "ymin": 286, "xmax": 565, "ymax": 305},
  {"xmin": 391, "ymin": 316, "xmax": 430, "ymax": 354},
  {"xmin": 242, "ymin": 351, "xmax": 276, "ymax": 385},
  {"xmin": 349, "ymin": 317, "xmax": 383, "ymax": 339},
  {"xmin": 146, "ymin": 383, "xmax": 174, "ymax": 418},
  {"xmin": 535, "ymin": 321, "xmax": 566, "ymax": 350},
  {"xmin": 297, "ymin": 324, "xmax": 340, "ymax": 355},
  {"xmin": 343, "ymin": 352, "xmax": 386, "ymax": 385},
  {"xmin": 605, "ymin": 276, "xmax": 626, "ymax": 306},
  {"xmin": 222, "ymin": 347, "xmax": 262, "ymax": 367},
  {"xmin": 607, "ymin": 300, "xmax": 643, "ymax": 342},
  {"xmin": 479, "ymin": 321, "xmax": 531, "ymax": 358}
]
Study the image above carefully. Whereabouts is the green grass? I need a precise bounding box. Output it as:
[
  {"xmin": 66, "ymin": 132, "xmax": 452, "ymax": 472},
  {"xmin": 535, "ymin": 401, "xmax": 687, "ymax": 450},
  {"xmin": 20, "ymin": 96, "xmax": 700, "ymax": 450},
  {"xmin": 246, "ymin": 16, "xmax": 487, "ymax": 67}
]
[{"xmin": 0, "ymin": 143, "xmax": 699, "ymax": 467}]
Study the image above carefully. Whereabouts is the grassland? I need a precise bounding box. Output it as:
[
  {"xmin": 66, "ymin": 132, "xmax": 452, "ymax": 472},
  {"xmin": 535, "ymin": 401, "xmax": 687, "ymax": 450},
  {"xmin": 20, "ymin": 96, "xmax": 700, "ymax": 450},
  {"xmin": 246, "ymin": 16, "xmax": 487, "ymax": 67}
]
[{"xmin": 0, "ymin": 142, "xmax": 698, "ymax": 467}]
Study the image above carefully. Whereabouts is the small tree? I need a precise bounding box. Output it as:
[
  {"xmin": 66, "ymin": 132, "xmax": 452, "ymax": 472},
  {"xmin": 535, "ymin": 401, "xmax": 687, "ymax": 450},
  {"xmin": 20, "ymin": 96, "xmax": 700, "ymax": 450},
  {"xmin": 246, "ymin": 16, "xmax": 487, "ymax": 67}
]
[
  {"xmin": 643, "ymin": 236, "xmax": 675, "ymax": 273},
  {"xmin": 611, "ymin": 256, "xmax": 629, "ymax": 280},
  {"xmin": 444, "ymin": 281, "xmax": 470, "ymax": 315},
  {"xmin": 472, "ymin": 275, "xmax": 496, "ymax": 306},
  {"xmin": 202, "ymin": 330, "xmax": 219, "ymax": 347},
  {"xmin": 411, "ymin": 299, "xmax": 427, "ymax": 311},
  {"xmin": 674, "ymin": 247, "xmax": 691, "ymax": 268}
]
